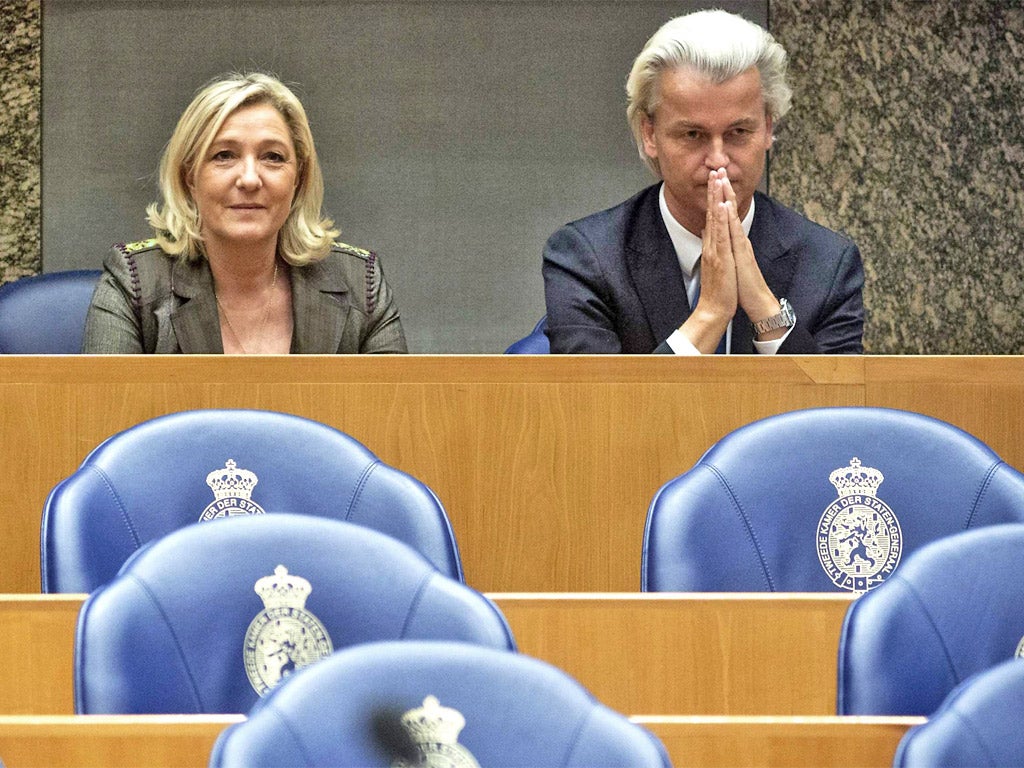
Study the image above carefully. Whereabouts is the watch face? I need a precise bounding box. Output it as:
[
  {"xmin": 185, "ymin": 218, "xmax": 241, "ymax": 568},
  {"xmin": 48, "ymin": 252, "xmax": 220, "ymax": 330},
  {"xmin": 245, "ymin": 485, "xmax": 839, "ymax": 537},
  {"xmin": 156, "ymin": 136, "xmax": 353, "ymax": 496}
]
[{"xmin": 781, "ymin": 299, "xmax": 796, "ymax": 325}]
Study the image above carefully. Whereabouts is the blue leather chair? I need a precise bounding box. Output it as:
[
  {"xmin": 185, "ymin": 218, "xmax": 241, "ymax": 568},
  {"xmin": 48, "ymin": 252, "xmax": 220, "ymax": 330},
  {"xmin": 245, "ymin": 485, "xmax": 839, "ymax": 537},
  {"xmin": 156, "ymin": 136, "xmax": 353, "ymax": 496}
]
[
  {"xmin": 0, "ymin": 269, "xmax": 101, "ymax": 353},
  {"xmin": 893, "ymin": 658, "xmax": 1024, "ymax": 767},
  {"xmin": 209, "ymin": 640, "xmax": 670, "ymax": 767},
  {"xmin": 42, "ymin": 409, "xmax": 462, "ymax": 592},
  {"xmin": 75, "ymin": 514, "xmax": 515, "ymax": 714},
  {"xmin": 642, "ymin": 407, "xmax": 1024, "ymax": 592},
  {"xmin": 839, "ymin": 525, "xmax": 1024, "ymax": 716},
  {"xmin": 505, "ymin": 315, "xmax": 549, "ymax": 353}
]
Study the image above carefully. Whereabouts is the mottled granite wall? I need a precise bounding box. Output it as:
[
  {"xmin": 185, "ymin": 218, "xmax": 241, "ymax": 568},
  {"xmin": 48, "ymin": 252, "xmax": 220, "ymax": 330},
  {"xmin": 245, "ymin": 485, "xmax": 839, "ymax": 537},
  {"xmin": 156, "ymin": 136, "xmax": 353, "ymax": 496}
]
[
  {"xmin": 0, "ymin": 0, "xmax": 40, "ymax": 281},
  {"xmin": 771, "ymin": 0, "xmax": 1024, "ymax": 353}
]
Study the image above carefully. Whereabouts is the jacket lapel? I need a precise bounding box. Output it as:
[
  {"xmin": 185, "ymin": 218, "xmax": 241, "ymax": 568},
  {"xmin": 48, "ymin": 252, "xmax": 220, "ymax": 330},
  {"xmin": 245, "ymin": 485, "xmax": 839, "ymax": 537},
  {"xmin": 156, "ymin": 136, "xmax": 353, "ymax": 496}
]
[
  {"xmin": 290, "ymin": 259, "xmax": 352, "ymax": 354},
  {"xmin": 170, "ymin": 259, "xmax": 224, "ymax": 353},
  {"xmin": 624, "ymin": 187, "xmax": 690, "ymax": 347}
]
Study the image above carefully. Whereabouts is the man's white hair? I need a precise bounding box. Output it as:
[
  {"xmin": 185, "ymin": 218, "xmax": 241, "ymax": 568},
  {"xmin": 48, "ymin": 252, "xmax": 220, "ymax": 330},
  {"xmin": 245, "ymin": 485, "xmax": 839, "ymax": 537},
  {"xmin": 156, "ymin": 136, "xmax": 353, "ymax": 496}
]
[{"xmin": 626, "ymin": 9, "xmax": 792, "ymax": 176}]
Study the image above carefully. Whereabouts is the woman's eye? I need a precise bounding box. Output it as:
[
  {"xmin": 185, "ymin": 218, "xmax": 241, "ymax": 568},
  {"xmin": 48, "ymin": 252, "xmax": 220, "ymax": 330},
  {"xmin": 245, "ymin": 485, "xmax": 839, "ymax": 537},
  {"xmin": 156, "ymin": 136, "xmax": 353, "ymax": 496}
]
[
  {"xmin": 211, "ymin": 150, "xmax": 234, "ymax": 162},
  {"xmin": 264, "ymin": 152, "xmax": 287, "ymax": 163}
]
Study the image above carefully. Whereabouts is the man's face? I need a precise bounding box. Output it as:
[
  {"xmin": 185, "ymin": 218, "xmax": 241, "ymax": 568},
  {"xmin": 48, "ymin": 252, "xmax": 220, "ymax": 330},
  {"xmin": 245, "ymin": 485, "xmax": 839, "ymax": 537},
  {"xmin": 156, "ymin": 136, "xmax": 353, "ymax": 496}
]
[{"xmin": 641, "ymin": 66, "xmax": 773, "ymax": 236}]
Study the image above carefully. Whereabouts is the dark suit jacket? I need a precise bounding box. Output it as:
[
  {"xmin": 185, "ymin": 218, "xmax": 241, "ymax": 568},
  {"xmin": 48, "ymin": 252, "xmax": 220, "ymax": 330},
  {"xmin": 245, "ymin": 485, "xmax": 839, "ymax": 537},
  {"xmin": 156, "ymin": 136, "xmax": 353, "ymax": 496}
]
[
  {"xmin": 542, "ymin": 185, "xmax": 864, "ymax": 354},
  {"xmin": 83, "ymin": 240, "xmax": 407, "ymax": 353}
]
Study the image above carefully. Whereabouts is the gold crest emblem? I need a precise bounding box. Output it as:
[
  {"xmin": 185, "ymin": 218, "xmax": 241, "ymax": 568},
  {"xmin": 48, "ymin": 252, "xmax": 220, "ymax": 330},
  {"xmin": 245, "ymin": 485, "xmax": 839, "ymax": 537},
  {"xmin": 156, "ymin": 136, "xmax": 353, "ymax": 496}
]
[
  {"xmin": 243, "ymin": 565, "xmax": 333, "ymax": 696},
  {"xmin": 1015, "ymin": 636, "xmax": 1024, "ymax": 659},
  {"xmin": 199, "ymin": 459, "xmax": 267, "ymax": 521},
  {"xmin": 817, "ymin": 457, "xmax": 902, "ymax": 593},
  {"xmin": 393, "ymin": 696, "xmax": 481, "ymax": 768}
]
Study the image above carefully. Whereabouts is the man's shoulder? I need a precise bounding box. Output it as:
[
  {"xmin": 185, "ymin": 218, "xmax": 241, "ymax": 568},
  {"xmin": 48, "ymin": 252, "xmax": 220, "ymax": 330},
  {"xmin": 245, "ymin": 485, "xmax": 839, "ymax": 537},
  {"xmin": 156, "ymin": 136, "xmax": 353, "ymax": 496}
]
[
  {"xmin": 565, "ymin": 185, "xmax": 658, "ymax": 229},
  {"xmin": 755, "ymin": 192, "xmax": 856, "ymax": 248},
  {"xmin": 550, "ymin": 185, "xmax": 661, "ymax": 251}
]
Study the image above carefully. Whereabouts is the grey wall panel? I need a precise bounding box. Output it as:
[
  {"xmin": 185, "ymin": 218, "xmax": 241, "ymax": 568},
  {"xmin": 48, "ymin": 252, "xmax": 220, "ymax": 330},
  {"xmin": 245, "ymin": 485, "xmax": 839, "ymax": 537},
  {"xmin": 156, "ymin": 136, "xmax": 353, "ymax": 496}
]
[{"xmin": 42, "ymin": 0, "xmax": 767, "ymax": 352}]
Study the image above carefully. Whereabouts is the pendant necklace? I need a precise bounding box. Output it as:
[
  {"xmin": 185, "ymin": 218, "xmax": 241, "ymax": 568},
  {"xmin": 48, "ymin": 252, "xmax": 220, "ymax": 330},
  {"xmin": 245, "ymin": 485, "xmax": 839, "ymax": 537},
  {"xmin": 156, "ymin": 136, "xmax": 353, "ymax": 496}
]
[{"xmin": 214, "ymin": 261, "xmax": 279, "ymax": 354}]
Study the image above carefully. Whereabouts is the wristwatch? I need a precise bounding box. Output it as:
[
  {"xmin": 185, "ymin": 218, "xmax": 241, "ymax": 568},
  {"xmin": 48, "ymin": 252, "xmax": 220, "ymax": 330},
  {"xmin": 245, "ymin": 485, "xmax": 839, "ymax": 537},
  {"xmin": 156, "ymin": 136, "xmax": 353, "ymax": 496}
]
[{"xmin": 752, "ymin": 298, "xmax": 796, "ymax": 335}]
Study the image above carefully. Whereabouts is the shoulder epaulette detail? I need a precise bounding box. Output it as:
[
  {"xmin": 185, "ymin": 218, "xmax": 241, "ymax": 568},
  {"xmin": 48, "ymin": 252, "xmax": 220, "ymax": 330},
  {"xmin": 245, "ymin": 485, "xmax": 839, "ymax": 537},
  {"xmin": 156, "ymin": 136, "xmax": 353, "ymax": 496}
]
[
  {"xmin": 333, "ymin": 241, "xmax": 372, "ymax": 260},
  {"xmin": 113, "ymin": 244, "xmax": 144, "ymax": 316},
  {"xmin": 364, "ymin": 250, "xmax": 378, "ymax": 313},
  {"xmin": 117, "ymin": 238, "xmax": 158, "ymax": 255}
]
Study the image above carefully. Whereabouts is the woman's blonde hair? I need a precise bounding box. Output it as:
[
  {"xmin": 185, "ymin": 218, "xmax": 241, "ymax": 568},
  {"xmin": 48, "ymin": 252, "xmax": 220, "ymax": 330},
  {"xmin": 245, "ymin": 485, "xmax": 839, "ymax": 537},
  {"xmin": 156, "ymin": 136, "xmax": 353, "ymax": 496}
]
[{"xmin": 146, "ymin": 72, "xmax": 339, "ymax": 265}]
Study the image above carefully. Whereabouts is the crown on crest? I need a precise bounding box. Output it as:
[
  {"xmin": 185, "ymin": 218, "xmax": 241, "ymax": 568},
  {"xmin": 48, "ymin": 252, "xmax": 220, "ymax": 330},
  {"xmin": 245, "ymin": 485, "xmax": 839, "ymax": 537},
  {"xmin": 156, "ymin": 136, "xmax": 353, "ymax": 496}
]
[
  {"xmin": 254, "ymin": 565, "xmax": 312, "ymax": 610},
  {"xmin": 829, "ymin": 457, "xmax": 884, "ymax": 497},
  {"xmin": 400, "ymin": 696, "xmax": 467, "ymax": 746},
  {"xmin": 206, "ymin": 459, "xmax": 258, "ymax": 500}
]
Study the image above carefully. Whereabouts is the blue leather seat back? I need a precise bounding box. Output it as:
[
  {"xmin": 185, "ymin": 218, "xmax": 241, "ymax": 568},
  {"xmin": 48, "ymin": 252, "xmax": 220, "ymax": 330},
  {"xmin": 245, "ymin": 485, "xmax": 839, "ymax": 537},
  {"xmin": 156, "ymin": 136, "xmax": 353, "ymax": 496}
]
[
  {"xmin": 0, "ymin": 270, "xmax": 101, "ymax": 353},
  {"xmin": 838, "ymin": 525, "xmax": 1024, "ymax": 716},
  {"xmin": 505, "ymin": 315, "xmax": 549, "ymax": 353},
  {"xmin": 643, "ymin": 407, "xmax": 1024, "ymax": 592},
  {"xmin": 894, "ymin": 658, "xmax": 1024, "ymax": 767},
  {"xmin": 75, "ymin": 514, "xmax": 514, "ymax": 714},
  {"xmin": 42, "ymin": 409, "xmax": 462, "ymax": 592},
  {"xmin": 209, "ymin": 640, "xmax": 670, "ymax": 767}
]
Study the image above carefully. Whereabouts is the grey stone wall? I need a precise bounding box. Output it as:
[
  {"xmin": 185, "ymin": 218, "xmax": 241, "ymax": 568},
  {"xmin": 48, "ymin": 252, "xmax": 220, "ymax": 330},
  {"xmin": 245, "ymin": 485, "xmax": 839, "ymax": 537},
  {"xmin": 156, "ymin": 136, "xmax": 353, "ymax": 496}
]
[
  {"xmin": 0, "ymin": 0, "xmax": 40, "ymax": 281},
  {"xmin": 771, "ymin": 0, "xmax": 1024, "ymax": 353}
]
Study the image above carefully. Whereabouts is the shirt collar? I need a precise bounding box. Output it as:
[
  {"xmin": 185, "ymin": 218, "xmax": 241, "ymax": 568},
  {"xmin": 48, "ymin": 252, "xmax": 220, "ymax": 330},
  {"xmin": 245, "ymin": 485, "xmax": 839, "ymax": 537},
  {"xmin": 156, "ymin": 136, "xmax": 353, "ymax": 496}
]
[{"xmin": 658, "ymin": 183, "xmax": 756, "ymax": 277}]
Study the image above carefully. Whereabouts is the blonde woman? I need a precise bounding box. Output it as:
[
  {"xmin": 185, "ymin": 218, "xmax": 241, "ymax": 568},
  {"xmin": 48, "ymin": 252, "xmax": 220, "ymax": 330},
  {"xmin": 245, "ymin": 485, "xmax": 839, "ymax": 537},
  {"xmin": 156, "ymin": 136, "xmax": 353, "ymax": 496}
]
[{"xmin": 84, "ymin": 72, "xmax": 406, "ymax": 354}]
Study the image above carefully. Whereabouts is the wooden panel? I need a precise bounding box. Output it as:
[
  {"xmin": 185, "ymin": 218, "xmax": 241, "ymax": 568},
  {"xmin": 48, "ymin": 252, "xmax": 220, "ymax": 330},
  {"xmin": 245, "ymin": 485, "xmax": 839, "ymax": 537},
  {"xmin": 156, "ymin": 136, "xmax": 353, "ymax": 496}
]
[
  {"xmin": 0, "ymin": 355, "xmax": 867, "ymax": 593},
  {"xmin": 2, "ymin": 356, "xmax": 1022, "ymax": 593},
  {"xmin": 0, "ymin": 714, "xmax": 920, "ymax": 768},
  {"xmin": 0, "ymin": 596, "xmax": 81, "ymax": 714},
  {"xmin": 634, "ymin": 716, "xmax": 923, "ymax": 768},
  {"xmin": 1, "ymin": 593, "xmax": 855, "ymax": 717},
  {"xmin": 495, "ymin": 593, "xmax": 854, "ymax": 715},
  {"xmin": 863, "ymin": 356, "xmax": 1024, "ymax": 464},
  {"xmin": 0, "ymin": 715, "xmax": 241, "ymax": 768}
]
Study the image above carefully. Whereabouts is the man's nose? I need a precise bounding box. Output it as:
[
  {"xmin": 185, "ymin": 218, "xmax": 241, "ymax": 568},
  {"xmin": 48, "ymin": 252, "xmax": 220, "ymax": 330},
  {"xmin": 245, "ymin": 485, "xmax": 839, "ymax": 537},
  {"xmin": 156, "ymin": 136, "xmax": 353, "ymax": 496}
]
[{"xmin": 705, "ymin": 137, "xmax": 728, "ymax": 169}]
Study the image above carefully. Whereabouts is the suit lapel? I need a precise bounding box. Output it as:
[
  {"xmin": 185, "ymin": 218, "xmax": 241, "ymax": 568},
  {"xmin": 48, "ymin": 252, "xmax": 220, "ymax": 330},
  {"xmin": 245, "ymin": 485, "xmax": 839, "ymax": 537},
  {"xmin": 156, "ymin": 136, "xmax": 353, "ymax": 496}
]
[
  {"xmin": 170, "ymin": 259, "xmax": 224, "ymax": 353},
  {"xmin": 624, "ymin": 187, "xmax": 690, "ymax": 347},
  {"xmin": 290, "ymin": 259, "xmax": 352, "ymax": 354}
]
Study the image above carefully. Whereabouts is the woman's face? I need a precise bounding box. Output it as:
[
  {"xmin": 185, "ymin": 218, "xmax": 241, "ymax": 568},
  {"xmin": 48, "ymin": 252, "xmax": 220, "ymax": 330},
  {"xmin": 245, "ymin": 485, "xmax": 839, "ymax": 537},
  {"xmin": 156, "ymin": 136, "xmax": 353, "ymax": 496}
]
[{"xmin": 189, "ymin": 103, "xmax": 299, "ymax": 256}]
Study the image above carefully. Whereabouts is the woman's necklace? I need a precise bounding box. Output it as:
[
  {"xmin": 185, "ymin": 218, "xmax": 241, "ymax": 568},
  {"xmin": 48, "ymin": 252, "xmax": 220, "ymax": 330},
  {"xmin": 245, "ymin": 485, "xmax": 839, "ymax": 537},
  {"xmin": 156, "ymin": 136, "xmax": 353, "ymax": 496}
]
[{"xmin": 214, "ymin": 261, "xmax": 279, "ymax": 354}]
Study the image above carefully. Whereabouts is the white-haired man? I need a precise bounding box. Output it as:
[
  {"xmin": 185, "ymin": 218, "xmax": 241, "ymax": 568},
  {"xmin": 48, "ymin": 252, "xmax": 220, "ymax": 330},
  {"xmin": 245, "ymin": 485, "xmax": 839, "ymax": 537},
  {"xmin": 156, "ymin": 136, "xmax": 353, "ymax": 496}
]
[{"xmin": 542, "ymin": 9, "xmax": 864, "ymax": 354}]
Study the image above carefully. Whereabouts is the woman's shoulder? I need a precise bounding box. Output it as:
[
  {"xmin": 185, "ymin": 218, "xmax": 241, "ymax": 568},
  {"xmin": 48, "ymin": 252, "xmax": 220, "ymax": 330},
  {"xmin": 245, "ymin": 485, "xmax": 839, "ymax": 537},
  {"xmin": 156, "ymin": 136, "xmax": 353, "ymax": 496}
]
[
  {"xmin": 316, "ymin": 240, "xmax": 383, "ymax": 278},
  {"xmin": 101, "ymin": 238, "xmax": 177, "ymax": 299},
  {"xmin": 104, "ymin": 238, "xmax": 173, "ymax": 271},
  {"xmin": 326, "ymin": 240, "xmax": 375, "ymax": 262},
  {"xmin": 304, "ymin": 241, "xmax": 390, "ymax": 311}
]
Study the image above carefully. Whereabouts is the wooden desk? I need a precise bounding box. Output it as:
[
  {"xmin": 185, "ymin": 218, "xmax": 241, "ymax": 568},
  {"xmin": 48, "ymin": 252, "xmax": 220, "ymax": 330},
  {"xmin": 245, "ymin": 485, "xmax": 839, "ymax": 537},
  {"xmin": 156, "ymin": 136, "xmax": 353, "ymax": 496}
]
[
  {"xmin": 0, "ymin": 715, "xmax": 921, "ymax": 767},
  {"xmin": 635, "ymin": 715, "xmax": 923, "ymax": 768},
  {"xmin": 0, "ymin": 715, "xmax": 241, "ymax": 768},
  {"xmin": 2, "ymin": 355, "xmax": 1022, "ymax": 593},
  {"xmin": 494, "ymin": 593, "xmax": 855, "ymax": 715},
  {"xmin": 2, "ymin": 593, "xmax": 855, "ymax": 716},
  {"xmin": 0, "ymin": 596, "xmax": 80, "ymax": 714}
]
